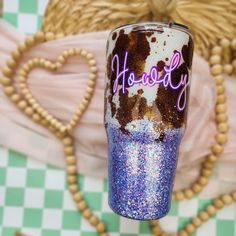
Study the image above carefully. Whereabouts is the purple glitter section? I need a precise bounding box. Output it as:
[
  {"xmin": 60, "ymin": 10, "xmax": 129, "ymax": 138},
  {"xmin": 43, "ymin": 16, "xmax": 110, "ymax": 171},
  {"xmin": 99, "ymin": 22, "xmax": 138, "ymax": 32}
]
[{"xmin": 107, "ymin": 123, "xmax": 184, "ymax": 220}]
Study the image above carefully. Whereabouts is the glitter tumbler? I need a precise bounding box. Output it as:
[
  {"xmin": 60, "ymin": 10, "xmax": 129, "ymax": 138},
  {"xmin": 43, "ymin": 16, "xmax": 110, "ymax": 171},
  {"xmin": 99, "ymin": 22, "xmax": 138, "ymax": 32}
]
[{"xmin": 104, "ymin": 22, "xmax": 194, "ymax": 220}]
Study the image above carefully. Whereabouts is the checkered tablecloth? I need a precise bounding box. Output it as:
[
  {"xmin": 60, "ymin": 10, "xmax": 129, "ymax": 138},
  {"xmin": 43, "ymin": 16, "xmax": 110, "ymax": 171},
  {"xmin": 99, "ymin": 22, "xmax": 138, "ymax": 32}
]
[{"xmin": 0, "ymin": 1, "xmax": 236, "ymax": 236}]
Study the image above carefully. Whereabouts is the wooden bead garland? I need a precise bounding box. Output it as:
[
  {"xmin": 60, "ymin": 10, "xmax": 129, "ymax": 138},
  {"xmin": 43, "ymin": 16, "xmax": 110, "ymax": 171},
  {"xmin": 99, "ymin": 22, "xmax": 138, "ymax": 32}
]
[
  {"xmin": 0, "ymin": 32, "xmax": 235, "ymax": 236},
  {"xmin": 0, "ymin": 31, "xmax": 107, "ymax": 235}
]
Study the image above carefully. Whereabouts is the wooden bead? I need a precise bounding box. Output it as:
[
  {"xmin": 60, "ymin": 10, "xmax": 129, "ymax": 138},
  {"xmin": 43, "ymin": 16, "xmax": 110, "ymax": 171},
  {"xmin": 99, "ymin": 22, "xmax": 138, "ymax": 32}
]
[
  {"xmin": 221, "ymin": 194, "xmax": 233, "ymax": 204},
  {"xmin": 211, "ymin": 64, "xmax": 223, "ymax": 76},
  {"xmin": 186, "ymin": 223, "xmax": 195, "ymax": 234},
  {"xmin": 77, "ymin": 200, "xmax": 87, "ymax": 211},
  {"xmin": 69, "ymin": 118, "xmax": 77, "ymax": 126},
  {"xmin": 198, "ymin": 176, "xmax": 208, "ymax": 186},
  {"xmin": 12, "ymin": 50, "xmax": 21, "ymax": 60},
  {"xmin": 216, "ymin": 133, "xmax": 228, "ymax": 144},
  {"xmin": 75, "ymin": 109, "xmax": 82, "ymax": 117},
  {"xmin": 217, "ymin": 123, "xmax": 228, "ymax": 133},
  {"xmin": 88, "ymin": 80, "xmax": 95, "ymax": 88},
  {"xmin": 62, "ymin": 51, "xmax": 70, "ymax": 58},
  {"xmin": 175, "ymin": 191, "xmax": 184, "ymax": 200},
  {"xmin": 89, "ymin": 59, "xmax": 96, "ymax": 66},
  {"xmin": 86, "ymin": 53, "xmax": 93, "ymax": 59},
  {"xmin": 73, "ymin": 48, "xmax": 81, "ymax": 55},
  {"xmin": 192, "ymin": 183, "xmax": 202, "ymax": 193},
  {"xmin": 178, "ymin": 230, "xmax": 188, "ymax": 236},
  {"xmin": 67, "ymin": 175, "xmax": 77, "ymax": 184},
  {"xmin": 199, "ymin": 211, "xmax": 209, "ymax": 221},
  {"xmin": 18, "ymin": 42, "xmax": 27, "ymax": 53},
  {"xmin": 211, "ymin": 46, "xmax": 222, "ymax": 55},
  {"xmin": 32, "ymin": 113, "xmax": 40, "ymax": 122},
  {"xmin": 44, "ymin": 61, "xmax": 52, "ymax": 68},
  {"xmin": 25, "ymin": 36, "xmax": 35, "ymax": 47},
  {"xmin": 216, "ymin": 95, "xmax": 226, "ymax": 104},
  {"xmin": 41, "ymin": 119, "xmax": 48, "ymax": 126},
  {"xmin": 216, "ymin": 104, "xmax": 227, "ymax": 114},
  {"xmin": 67, "ymin": 165, "xmax": 77, "ymax": 174},
  {"xmin": 19, "ymin": 76, "xmax": 26, "ymax": 83},
  {"xmin": 216, "ymin": 85, "xmax": 225, "ymax": 95},
  {"xmin": 4, "ymin": 86, "xmax": 15, "ymax": 95},
  {"xmin": 206, "ymin": 205, "xmax": 216, "ymax": 216},
  {"xmin": 89, "ymin": 215, "xmax": 99, "ymax": 226},
  {"xmin": 10, "ymin": 94, "xmax": 20, "ymax": 103},
  {"xmin": 7, "ymin": 59, "xmax": 16, "ymax": 68},
  {"xmin": 49, "ymin": 125, "xmax": 56, "ymax": 133},
  {"xmin": 202, "ymin": 161, "xmax": 213, "ymax": 170},
  {"xmin": 90, "ymin": 66, "xmax": 97, "ymax": 73},
  {"xmin": 209, "ymin": 55, "xmax": 221, "ymax": 65},
  {"xmin": 1, "ymin": 77, "xmax": 12, "ymax": 86},
  {"xmin": 83, "ymin": 208, "xmax": 92, "ymax": 219},
  {"xmin": 184, "ymin": 189, "xmax": 194, "ymax": 199},
  {"xmin": 19, "ymin": 69, "xmax": 27, "ymax": 77},
  {"xmin": 80, "ymin": 49, "xmax": 87, "ymax": 56},
  {"xmin": 214, "ymin": 75, "xmax": 224, "ymax": 85},
  {"xmin": 86, "ymin": 86, "xmax": 94, "ymax": 95},
  {"xmin": 18, "ymin": 100, "xmax": 27, "ymax": 109},
  {"xmin": 22, "ymin": 64, "xmax": 31, "ymax": 73},
  {"xmin": 223, "ymin": 64, "xmax": 233, "ymax": 74},
  {"xmin": 68, "ymin": 48, "xmax": 75, "ymax": 56},
  {"xmin": 45, "ymin": 32, "xmax": 55, "ymax": 41},
  {"xmin": 25, "ymin": 107, "xmax": 34, "ymax": 116},
  {"xmin": 213, "ymin": 199, "xmax": 224, "ymax": 209},
  {"xmin": 55, "ymin": 62, "xmax": 63, "ymax": 69},
  {"xmin": 59, "ymin": 125, "xmax": 66, "ymax": 133},
  {"xmin": 3, "ymin": 66, "xmax": 13, "ymax": 77},
  {"xmin": 63, "ymin": 137, "xmax": 73, "ymax": 146},
  {"xmin": 207, "ymin": 154, "xmax": 218, "ymax": 163},
  {"xmin": 220, "ymin": 38, "xmax": 230, "ymax": 48},
  {"xmin": 35, "ymin": 31, "xmax": 45, "ymax": 42},
  {"xmin": 66, "ymin": 156, "xmax": 76, "ymax": 165},
  {"xmin": 79, "ymin": 102, "xmax": 86, "ymax": 112},
  {"xmin": 69, "ymin": 184, "xmax": 78, "ymax": 193},
  {"xmin": 216, "ymin": 114, "xmax": 228, "ymax": 123},
  {"xmin": 201, "ymin": 168, "xmax": 212, "ymax": 177},
  {"xmin": 212, "ymin": 144, "xmax": 223, "ymax": 155},
  {"xmin": 64, "ymin": 146, "xmax": 75, "ymax": 155},
  {"xmin": 58, "ymin": 55, "xmax": 66, "ymax": 64},
  {"xmin": 192, "ymin": 217, "xmax": 202, "ymax": 227},
  {"xmin": 89, "ymin": 73, "xmax": 96, "ymax": 80},
  {"xmin": 32, "ymin": 102, "xmax": 40, "ymax": 110},
  {"xmin": 96, "ymin": 222, "xmax": 106, "ymax": 233},
  {"xmin": 73, "ymin": 191, "xmax": 83, "ymax": 202}
]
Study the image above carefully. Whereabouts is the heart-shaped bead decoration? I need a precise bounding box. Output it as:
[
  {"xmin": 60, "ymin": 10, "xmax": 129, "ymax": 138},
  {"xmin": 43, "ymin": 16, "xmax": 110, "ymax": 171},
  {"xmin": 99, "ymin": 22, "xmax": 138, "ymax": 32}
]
[{"xmin": 18, "ymin": 47, "xmax": 97, "ymax": 133}]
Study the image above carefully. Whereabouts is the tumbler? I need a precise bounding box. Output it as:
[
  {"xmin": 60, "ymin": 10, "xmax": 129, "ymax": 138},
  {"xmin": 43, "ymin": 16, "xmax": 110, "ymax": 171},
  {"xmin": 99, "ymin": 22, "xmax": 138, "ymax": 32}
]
[{"xmin": 104, "ymin": 22, "xmax": 194, "ymax": 220}]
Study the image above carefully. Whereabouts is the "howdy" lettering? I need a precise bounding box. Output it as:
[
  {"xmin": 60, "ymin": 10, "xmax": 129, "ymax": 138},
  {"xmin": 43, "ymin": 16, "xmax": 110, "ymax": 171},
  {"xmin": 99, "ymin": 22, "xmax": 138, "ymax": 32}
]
[{"xmin": 111, "ymin": 51, "xmax": 189, "ymax": 111}]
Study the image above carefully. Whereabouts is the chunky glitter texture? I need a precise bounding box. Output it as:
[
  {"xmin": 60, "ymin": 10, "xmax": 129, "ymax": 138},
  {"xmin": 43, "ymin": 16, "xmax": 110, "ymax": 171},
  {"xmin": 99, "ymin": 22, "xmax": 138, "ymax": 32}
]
[{"xmin": 107, "ymin": 121, "xmax": 184, "ymax": 220}]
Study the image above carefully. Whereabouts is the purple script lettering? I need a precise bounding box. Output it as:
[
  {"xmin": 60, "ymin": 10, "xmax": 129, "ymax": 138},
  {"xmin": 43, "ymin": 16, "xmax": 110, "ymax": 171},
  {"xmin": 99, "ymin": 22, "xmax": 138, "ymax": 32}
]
[{"xmin": 111, "ymin": 51, "xmax": 189, "ymax": 111}]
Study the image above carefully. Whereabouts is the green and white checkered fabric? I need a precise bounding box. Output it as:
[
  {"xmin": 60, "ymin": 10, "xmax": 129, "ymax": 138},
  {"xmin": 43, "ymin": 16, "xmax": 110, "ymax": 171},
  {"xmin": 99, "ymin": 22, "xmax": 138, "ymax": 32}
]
[
  {"xmin": 1, "ymin": 148, "xmax": 236, "ymax": 236},
  {"xmin": 1, "ymin": 1, "xmax": 236, "ymax": 235}
]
